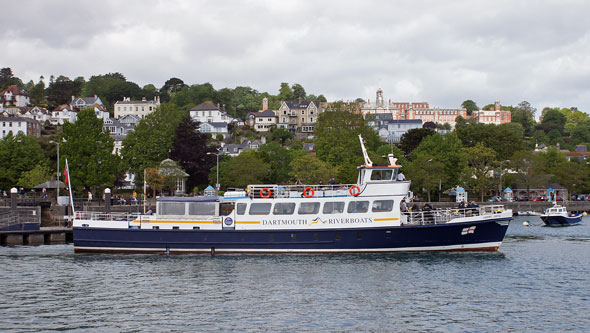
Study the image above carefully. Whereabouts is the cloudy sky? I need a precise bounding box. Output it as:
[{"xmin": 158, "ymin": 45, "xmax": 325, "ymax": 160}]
[{"xmin": 2, "ymin": 0, "xmax": 589, "ymax": 114}]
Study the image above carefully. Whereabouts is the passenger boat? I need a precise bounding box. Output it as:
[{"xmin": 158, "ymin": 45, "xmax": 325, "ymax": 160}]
[
  {"xmin": 72, "ymin": 136, "xmax": 513, "ymax": 254},
  {"xmin": 540, "ymin": 204, "xmax": 583, "ymax": 226}
]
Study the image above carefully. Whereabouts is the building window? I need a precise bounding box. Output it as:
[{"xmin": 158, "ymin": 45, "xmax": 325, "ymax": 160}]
[{"xmin": 301, "ymin": 110, "xmax": 305, "ymax": 115}]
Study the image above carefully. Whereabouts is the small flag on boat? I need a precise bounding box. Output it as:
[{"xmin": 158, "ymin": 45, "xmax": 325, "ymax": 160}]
[{"xmin": 461, "ymin": 226, "xmax": 476, "ymax": 235}]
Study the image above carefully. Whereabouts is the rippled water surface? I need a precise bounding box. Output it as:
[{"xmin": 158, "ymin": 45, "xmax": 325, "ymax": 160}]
[{"xmin": 1, "ymin": 216, "xmax": 590, "ymax": 332}]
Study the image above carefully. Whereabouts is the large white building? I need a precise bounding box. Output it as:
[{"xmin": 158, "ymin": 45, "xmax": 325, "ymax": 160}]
[
  {"xmin": 114, "ymin": 96, "xmax": 161, "ymax": 119},
  {"xmin": 189, "ymin": 101, "xmax": 235, "ymax": 123},
  {"xmin": 1, "ymin": 117, "xmax": 41, "ymax": 139},
  {"xmin": 0, "ymin": 85, "xmax": 30, "ymax": 108}
]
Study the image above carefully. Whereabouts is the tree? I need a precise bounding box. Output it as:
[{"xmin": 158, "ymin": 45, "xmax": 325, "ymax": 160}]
[
  {"xmin": 267, "ymin": 127, "xmax": 294, "ymax": 145},
  {"xmin": 289, "ymin": 154, "xmax": 337, "ymax": 184},
  {"xmin": 169, "ymin": 116, "xmax": 216, "ymax": 191},
  {"xmin": 121, "ymin": 103, "xmax": 187, "ymax": 182},
  {"xmin": 461, "ymin": 100, "xmax": 478, "ymax": 115},
  {"xmin": 18, "ymin": 164, "xmax": 52, "ymax": 188},
  {"xmin": 315, "ymin": 102, "xmax": 380, "ymax": 182},
  {"xmin": 538, "ymin": 108, "xmax": 566, "ymax": 136},
  {"xmin": 46, "ymin": 75, "xmax": 83, "ymax": 107},
  {"xmin": 411, "ymin": 132, "xmax": 464, "ymax": 188},
  {"xmin": 278, "ymin": 82, "xmax": 294, "ymax": 101},
  {"xmin": 217, "ymin": 150, "xmax": 269, "ymax": 189},
  {"xmin": 406, "ymin": 153, "xmax": 447, "ymax": 202},
  {"xmin": 423, "ymin": 121, "xmax": 436, "ymax": 130},
  {"xmin": 0, "ymin": 133, "xmax": 48, "ymax": 189},
  {"xmin": 292, "ymin": 83, "xmax": 306, "ymax": 100},
  {"xmin": 161, "ymin": 77, "xmax": 186, "ymax": 94},
  {"xmin": 550, "ymin": 160, "xmax": 589, "ymax": 194},
  {"xmin": 516, "ymin": 101, "xmax": 537, "ymax": 119},
  {"xmin": 83, "ymin": 73, "xmax": 143, "ymax": 110},
  {"xmin": 259, "ymin": 142, "xmax": 293, "ymax": 184},
  {"xmin": 456, "ymin": 123, "xmax": 525, "ymax": 160},
  {"xmin": 399, "ymin": 128, "xmax": 435, "ymax": 156},
  {"xmin": 61, "ymin": 109, "xmax": 119, "ymax": 191},
  {"xmin": 460, "ymin": 143, "xmax": 497, "ymax": 201},
  {"xmin": 0, "ymin": 67, "xmax": 23, "ymax": 90},
  {"xmin": 510, "ymin": 150, "xmax": 548, "ymax": 198}
]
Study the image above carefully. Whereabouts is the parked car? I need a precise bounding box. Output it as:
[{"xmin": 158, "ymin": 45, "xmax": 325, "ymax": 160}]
[
  {"xmin": 516, "ymin": 196, "xmax": 529, "ymax": 201},
  {"xmin": 530, "ymin": 196, "xmax": 545, "ymax": 201},
  {"xmin": 487, "ymin": 196, "xmax": 504, "ymax": 202}
]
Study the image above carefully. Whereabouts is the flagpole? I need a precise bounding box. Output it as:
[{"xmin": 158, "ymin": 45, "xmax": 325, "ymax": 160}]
[{"xmin": 65, "ymin": 159, "xmax": 75, "ymax": 219}]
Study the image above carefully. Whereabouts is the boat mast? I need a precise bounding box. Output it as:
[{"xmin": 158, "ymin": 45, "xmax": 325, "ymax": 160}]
[{"xmin": 358, "ymin": 135, "xmax": 373, "ymax": 167}]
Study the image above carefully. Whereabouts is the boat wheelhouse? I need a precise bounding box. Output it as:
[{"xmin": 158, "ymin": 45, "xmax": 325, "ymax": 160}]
[
  {"xmin": 73, "ymin": 136, "xmax": 512, "ymax": 254},
  {"xmin": 540, "ymin": 205, "xmax": 583, "ymax": 227}
]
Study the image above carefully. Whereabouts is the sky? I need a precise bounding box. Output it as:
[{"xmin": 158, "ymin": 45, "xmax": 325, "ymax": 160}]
[{"xmin": 2, "ymin": 0, "xmax": 590, "ymax": 114}]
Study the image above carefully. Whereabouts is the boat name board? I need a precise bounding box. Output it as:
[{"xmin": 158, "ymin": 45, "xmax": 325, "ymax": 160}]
[{"xmin": 261, "ymin": 217, "xmax": 374, "ymax": 226}]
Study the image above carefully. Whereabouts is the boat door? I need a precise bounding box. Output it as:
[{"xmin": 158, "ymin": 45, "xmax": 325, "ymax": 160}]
[{"xmin": 220, "ymin": 202, "xmax": 235, "ymax": 230}]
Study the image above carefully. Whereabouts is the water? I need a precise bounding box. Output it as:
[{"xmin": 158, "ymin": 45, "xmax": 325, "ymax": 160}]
[{"xmin": 1, "ymin": 216, "xmax": 589, "ymax": 332}]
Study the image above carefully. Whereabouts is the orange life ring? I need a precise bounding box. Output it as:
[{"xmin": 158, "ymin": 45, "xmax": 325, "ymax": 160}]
[
  {"xmin": 349, "ymin": 185, "xmax": 361, "ymax": 197},
  {"xmin": 303, "ymin": 187, "xmax": 314, "ymax": 198},
  {"xmin": 260, "ymin": 188, "xmax": 271, "ymax": 198}
]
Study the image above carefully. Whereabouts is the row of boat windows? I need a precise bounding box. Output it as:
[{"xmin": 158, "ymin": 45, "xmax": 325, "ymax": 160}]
[
  {"xmin": 157, "ymin": 200, "xmax": 395, "ymax": 216},
  {"xmin": 237, "ymin": 200, "xmax": 394, "ymax": 216}
]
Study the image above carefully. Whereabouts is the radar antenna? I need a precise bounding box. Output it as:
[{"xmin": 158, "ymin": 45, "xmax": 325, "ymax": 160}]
[{"xmin": 358, "ymin": 135, "xmax": 373, "ymax": 167}]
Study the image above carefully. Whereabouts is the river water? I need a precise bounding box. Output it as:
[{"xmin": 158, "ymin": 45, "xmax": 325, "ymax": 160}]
[{"xmin": 1, "ymin": 216, "xmax": 589, "ymax": 332}]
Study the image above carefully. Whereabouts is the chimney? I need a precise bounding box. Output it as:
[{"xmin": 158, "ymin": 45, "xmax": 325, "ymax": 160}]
[
  {"xmin": 142, "ymin": 97, "xmax": 146, "ymax": 101},
  {"xmin": 94, "ymin": 95, "xmax": 97, "ymax": 99},
  {"xmin": 262, "ymin": 97, "xmax": 268, "ymax": 111}
]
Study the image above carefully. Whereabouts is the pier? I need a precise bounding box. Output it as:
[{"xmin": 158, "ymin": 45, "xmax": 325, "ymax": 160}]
[{"xmin": 0, "ymin": 227, "xmax": 73, "ymax": 246}]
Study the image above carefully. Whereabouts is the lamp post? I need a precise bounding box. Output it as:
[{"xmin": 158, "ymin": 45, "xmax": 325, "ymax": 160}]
[
  {"xmin": 50, "ymin": 140, "xmax": 60, "ymax": 202},
  {"xmin": 207, "ymin": 151, "xmax": 220, "ymax": 191}
]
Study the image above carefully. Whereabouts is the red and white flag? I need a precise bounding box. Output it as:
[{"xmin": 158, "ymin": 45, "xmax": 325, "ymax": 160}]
[
  {"xmin": 64, "ymin": 160, "xmax": 70, "ymax": 186},
  {"xmin": 461, "ymin": 226, "xmax": 476, "ymax": 235}
]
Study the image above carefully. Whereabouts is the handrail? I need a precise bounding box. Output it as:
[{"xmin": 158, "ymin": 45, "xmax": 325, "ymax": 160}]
[
  {"xmin": 404, "ymin": 205, "xmax": 507, "ymax": 226},
  {"xmin": 247, "ymin": 184, "xmax": 360, "ymax": 199}
]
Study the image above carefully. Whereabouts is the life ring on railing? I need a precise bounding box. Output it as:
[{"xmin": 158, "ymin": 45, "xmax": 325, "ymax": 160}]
[
  {"xmin": 349, "ymin": 185, "xmax": 361, "ymax": 197},
  {"xmin": 260, "ymin": 187, "xmax": 272, "ymax": 198},
  {"xmin": 303, "ymin": 187, "xmax": 314, "ymax": 198}
]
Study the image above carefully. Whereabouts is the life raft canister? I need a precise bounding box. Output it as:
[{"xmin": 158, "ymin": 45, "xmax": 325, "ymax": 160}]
[
  {"xmin": 260, "ymin": 187, "xmax": 272, "ymax": 198},
  {"xmin": 349, "ymin": 185, "xmax": 361, "ymax": 197},
  {"xmin": 303, "ymin": 187, "xmax": 314, "ymax": 198}
]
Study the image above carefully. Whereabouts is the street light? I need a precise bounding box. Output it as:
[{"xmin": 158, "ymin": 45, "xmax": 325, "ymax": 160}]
[
  {"xmin": 49, "ymin": 140, "xmax": 60, "ymax": 201},
  {"xmin": 207, "ymin": 151, "xmax": 220, "ymax": 191}
]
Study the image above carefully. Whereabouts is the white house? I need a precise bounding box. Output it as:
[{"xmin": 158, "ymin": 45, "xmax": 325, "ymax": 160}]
[
  {"xmin": 21, "ymin": 106, "xmax": 51, "ymax": 123},
  {"xmin": 1, "ymin": 117, "xmax": 41, "ymax": 139},
  {"xmin": 50, "ymin": 105, "xmax": 77, "ymax": 125},
  {"xmin": 246, "ymin": 110, "xmax": 277, "ymax": 132},
  {"xmin": 70, "ymin": 95, "xmax": 104, "ymax": 110},
  {"xmin": 190, "ymin": 101, "xmax": 235, "ymax": 124},
  {"xmin": 0, "ymin": 85, "xmax": 30, "ymax": 107},
  {"xmin": 199, "ymin": 122, "xmax": 228, "ymax": 138},
  {"xmin": 114, "ymin": 96, "xmax": 160, "ymax": 119}
]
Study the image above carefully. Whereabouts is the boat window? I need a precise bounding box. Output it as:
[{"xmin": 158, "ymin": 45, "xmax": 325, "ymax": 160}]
[
  {"xmin": 273, "ymin": 202, "xmax": 295, "ymax": 215},
  {"xmin": 249, "ymin": 203, "xmax": 272, "ymax": 215},
  {"xmin": 370, "ymin": 169, "xmax": 394, "ymax": 181},
  {"xmin": 188, "ymin": 202, "xmax": 216, "ymax": 216},
  {"xmin": 323, "ymin": 202, "xmax": 345, "ymax": 214},
  {"xmin": 159, "ymin": 202, "xmax": 185, "ymax": 215},
  {"xmin": 236, "ymin": 203, "xmax": 247, "ymax": 215},
  {"xmin": 372, "ymin": 200, "xmax": 394, "ymax": 212},
  {"xmin": 347, "ymin": 201, "xmax": 369, "ymax": 213},
  {"xmin": 298, "ymin": 202, "xmax": 320, "ymax": 214},
  {"xmin": 220, "ymin": 202, "xmax": 234, "ymax": 216}
]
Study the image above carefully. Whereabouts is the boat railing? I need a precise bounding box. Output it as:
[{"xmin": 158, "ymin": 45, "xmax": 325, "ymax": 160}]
[
  {"xmin": 404, "ymin": 205, "xmax": 507, "ymax": 225},
  {"xmin": 247, "ymin": 184, "xmax": 360, "ymax": 199},
  {"xmin": 74, "ymin": 211, "xmax": 140, "ymax": 222}
]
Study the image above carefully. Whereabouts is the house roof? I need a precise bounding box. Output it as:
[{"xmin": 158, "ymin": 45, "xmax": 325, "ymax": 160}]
[
  {"xmin": 1, "ymin": 84, "xmax": 28, "ymax": 97},
  {"xmin": 190, "ymin": 101, "xmax": 221, "ymax": 111},
  {"xmin": 387, "ymin": 119, "xmax": 423, "ymax": 124},
  {"xmin": 284, "ymin": 100, "xmax": 318, "ymax": 109},
  {"xmin": 249, "ymin": 110, "xmax": 276, "ymax": 118},
  {"xmin": 1, "ymin": 116, "xmax": 38, "ymax": 123},
  {"xmin": 73, "ymin": 96, "xmax": 99, "ymax": 105}
]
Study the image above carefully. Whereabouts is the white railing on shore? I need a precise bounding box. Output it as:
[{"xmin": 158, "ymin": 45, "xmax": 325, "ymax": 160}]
[{"xmin": 404, "ymin": 205, "xmax": 507, "ymax": 225}]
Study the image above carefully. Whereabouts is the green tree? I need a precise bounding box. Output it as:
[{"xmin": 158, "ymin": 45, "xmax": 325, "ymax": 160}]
[
  {"xmin": 550, "ymin": 160, "xmax": 589, "ymax": 195},
  {"xmin": 121, "ymin": 103, "xmax": 187, "ymax": 181},
  {"xmin": 461, "ymin": 99, "xmax": 478, "ymax": 115},
  {"xmin": 83, "ymin": 73, "xmax": 143, "ymax": 110},
  {"xmin": 460, "ymin": 143, "xmax": 497, "ymax": 201},
  {"xmin": 259, "ymin": 142, "xmax": 294, "ymax": 184},
  {"xmin": 411, "ymin": 132, "xmax": 464, "ymax": 188},
  {"xmin": 315, "ymin": 102, "xmax": 380, "ymax": 182},
  {"xmin": 399, "ymin": 128, "xmax": 435, "ymax": 155},
  {"xmin": 0, "ymin": 133, "xmax": 48, "ymax": 189},
  {"xmin": 0, "ymin": 67, "xmax": 23, "ymax": 90},
  {"xmin": 510, "ymin": 150, "xmax": 548, "ymax": 198},
  {"xmin": 278, "ymin": 82, "xmax": 294, "ymax": 101},
  {"xmin": 218, "ymin": 150, "xmax": 269, "ymax": 189},
  {"xmin": 406, "ymin": 153, "xmax": 447, "ymax": 202},
  {"xmin": 18, "ymin": 164, "xmax": 52, "ymax": 188},
  {"xmin": 267, "ymin": 127, "xmax": 294, "ymax": 145},
  {"xmin": 46, "ymin": 75, "xmax": 83, "ymax": 108},
  {"xmin": 292, "ymin": 83, "xmax": 306, "ymax": 100},
  {"xmin": 61, "ymin": 109, "xmax": 119, "ymax": 191},
  {"xmin": 289, "ymin": 154, "xmax": 337, "ymax": 184}
]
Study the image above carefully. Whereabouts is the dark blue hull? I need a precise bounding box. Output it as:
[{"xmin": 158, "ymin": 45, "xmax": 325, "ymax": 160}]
[
  {"xmin": 541, "ymin": 215, "xmax": 583, "ymax": 227},
  {"xmin": 73, "ymin": 218, "xmax": 510, "ymax": 253}
]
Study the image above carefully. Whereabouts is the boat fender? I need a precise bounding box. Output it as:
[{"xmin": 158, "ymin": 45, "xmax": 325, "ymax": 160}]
[
  {"xmin": 523, "ymin": 221, "xmax": 529, "ymax": 226},
  {"xmin": 349, "ymin": 185, "xmax": 361, "ymax": 197},
  {"xmin": 303, "ymin": 187, "xmax": 314, "ymax": 198},
  {"xmin": 260, "ymin": 188, "xmax": 272, "ymax": 198}
]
